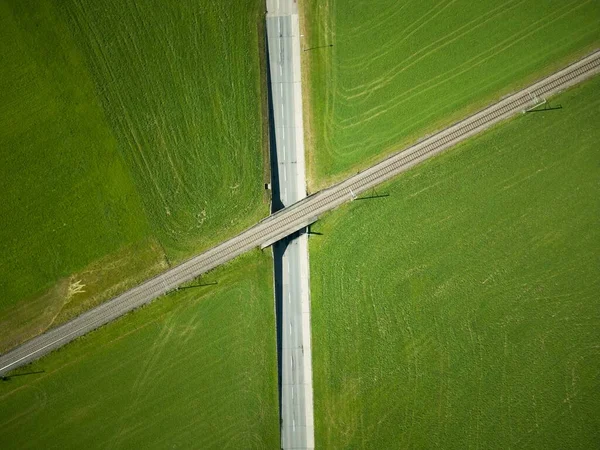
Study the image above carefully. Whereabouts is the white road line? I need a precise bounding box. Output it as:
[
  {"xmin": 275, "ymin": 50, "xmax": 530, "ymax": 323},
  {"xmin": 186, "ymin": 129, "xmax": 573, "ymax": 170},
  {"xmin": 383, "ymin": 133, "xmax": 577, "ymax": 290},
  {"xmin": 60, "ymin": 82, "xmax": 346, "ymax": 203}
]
[
  {"xmin": 283, "ymin": 170, "xmax": 287, "ymax": 182},
  {"xmin": 282, "ymin": 128, "xmax": 285, "ymax": 139}
]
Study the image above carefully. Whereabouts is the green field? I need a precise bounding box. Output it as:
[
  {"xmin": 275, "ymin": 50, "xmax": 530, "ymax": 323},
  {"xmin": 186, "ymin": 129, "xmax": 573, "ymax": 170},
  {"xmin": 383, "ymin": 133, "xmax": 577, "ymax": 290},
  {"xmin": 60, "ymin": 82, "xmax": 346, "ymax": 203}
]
[
  {"xmin": 309, "ymin": 78, "xmax": 600, "ymax": 448},
  {"xmin": 0, "ymin": 1, "xmax": 268, "ymax": 350},
  {"xmin": 302, "ymin": 0, "xmax": 600, "ymax": 188},
  {"xmin": 0, "ymin": 251, "xmax": 279, "ymax": 449}
]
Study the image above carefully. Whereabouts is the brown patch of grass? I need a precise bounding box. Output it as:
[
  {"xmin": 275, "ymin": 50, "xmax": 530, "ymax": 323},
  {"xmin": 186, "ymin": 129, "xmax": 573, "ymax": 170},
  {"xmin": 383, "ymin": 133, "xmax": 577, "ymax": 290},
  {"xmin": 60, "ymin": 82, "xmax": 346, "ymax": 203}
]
[
  {"xmin": 52, "ymin": 239, "xmax": 167, "ymax": 326},
  {"xmin": 0, "ymin": 239, "xmax": 166, "ymax": 353}
]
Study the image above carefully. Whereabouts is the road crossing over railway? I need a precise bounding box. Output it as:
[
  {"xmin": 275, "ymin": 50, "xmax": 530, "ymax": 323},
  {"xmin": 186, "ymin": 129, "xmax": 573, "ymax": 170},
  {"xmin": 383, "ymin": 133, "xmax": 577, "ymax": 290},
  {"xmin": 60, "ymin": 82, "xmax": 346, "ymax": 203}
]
[{"xmin": 1, "ymin": 49, "xmax": 599, "ymax": 379}]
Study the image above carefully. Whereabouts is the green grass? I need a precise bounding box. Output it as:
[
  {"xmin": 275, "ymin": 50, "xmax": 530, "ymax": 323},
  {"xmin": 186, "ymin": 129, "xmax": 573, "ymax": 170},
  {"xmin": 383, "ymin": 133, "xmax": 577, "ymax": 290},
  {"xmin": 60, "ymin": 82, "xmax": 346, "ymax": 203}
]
[
  {"xmin": 60, "ymin": 1, "xmax": 270, "ymax": 259},
  {"xmin": 309, "ymin": 78, "xmax": 600, "ymax": 448},
  {"xmin": 0, "ymin": 251, "xmax": 279, "ymax": 449},
  {"xmin": 302, "ymin": 0, "xmax": 600, "ymax": 188},
  {"xmin": 0, "ymin": 1, "xmax": 268, "ymax": 349}
]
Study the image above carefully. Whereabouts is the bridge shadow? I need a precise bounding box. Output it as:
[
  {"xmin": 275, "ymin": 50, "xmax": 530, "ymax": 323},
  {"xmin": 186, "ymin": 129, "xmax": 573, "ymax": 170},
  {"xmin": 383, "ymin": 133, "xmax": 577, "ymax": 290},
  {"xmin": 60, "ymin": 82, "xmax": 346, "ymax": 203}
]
[
  {"xmin": 272, "ymin": 228, "xmax": 306, "ymax": 428},
  {"xmin": 265, "ymin": 28, "xmax": 284, "ymax": 214},
  {"xmin": 265, "ymin": 24, "xmax": 286, "ymax": 428},
  {"xmin": 265, "ymin": 19, "xmax": 313, "ymax": 432},
  {"xmin": 272, "ymin": 238, "xmax": 287, "ymax": 427}
]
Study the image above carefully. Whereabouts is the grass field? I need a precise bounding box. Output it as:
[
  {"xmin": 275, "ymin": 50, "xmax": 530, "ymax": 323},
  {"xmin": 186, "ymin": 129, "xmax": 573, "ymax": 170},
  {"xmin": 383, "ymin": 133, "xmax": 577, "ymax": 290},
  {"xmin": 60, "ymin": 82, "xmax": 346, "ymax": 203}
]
[
  {"xmin": 0, "ymin": 251, "xmax": 279, "ymax": 449},
  {"xmin": 0, "ymin": 1, "xmax": 268, "ymax": 350},
  {"xmin": 309, "ymin": 78, "xmax": 600, "ymax": 448},
  {"xmin": 301, "ymin": 0, "xmax": 600, "ymax": 188}
]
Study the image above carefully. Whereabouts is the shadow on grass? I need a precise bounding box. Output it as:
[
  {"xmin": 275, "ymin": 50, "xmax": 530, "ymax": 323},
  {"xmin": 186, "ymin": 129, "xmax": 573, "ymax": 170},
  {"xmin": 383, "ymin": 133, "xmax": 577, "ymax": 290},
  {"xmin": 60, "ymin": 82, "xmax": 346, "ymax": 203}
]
[
  {"xmin": 526, "ymin": 103, "xmax": 563, "ymax": 113},
  {"xmin": 1, "ymin": 370, "xmax": 45, "ymax": 381},
  {"xmin": 355, "ymin": 193, "xmax": 390, "ymax": 200},
  {"xmin": 177, "ymin": 282, "xmax": 218, "ymax": 291}
]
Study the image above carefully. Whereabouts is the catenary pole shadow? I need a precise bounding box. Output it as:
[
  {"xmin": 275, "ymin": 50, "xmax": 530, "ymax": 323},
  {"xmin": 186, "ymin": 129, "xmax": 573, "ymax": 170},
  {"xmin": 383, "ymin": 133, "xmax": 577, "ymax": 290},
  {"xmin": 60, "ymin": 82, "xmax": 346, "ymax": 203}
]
[
  {"xmin": 355, "ymin": 193, "xmax": 390, "ymax": 201},
  {"xmin": 355, "ymin": 188, "xmax": 390, "ymax": 201},
  {"xmin": 177, "ymin": 281, "xmax": 218, "ymax": 291},
  {"xmin": 525, "ymin": 103, "xmax": 563, "ymax": 113},
  {"xmin": 303, "ymin": 44, "xmax": 334, "ymax": 52},
  {"xmin": 1, "ymin": 370, "xmax": 45, "ymax": 381},
  {"xmin": 307, "ymin": 224, "xmax": 322, "ymax": 236}
]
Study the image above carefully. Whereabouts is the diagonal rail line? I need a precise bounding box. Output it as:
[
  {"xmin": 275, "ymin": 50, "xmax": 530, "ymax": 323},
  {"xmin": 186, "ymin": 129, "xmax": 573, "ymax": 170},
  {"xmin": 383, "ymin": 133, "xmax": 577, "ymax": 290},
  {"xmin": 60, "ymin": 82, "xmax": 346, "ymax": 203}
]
[{"xmin": 1, "ymin": 49, "xmax": 598, "ymax": 376}]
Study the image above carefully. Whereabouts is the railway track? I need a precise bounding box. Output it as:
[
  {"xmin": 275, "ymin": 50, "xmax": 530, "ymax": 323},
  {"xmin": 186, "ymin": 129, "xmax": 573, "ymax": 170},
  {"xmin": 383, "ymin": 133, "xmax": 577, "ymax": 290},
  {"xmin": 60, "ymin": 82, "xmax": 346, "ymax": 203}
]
[{"xmin": 1, "ymin": 49, "xmax": 598, "ymax": 376}]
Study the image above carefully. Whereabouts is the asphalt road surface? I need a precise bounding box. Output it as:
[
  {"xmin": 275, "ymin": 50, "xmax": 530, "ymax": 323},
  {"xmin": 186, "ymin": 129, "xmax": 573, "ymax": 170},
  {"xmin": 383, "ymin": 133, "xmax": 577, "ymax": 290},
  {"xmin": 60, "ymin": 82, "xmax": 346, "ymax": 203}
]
[
  {"xmin": 267, "ymin": 3, "xmax": 306, "ymax": 209},
  {"xmin": 1, "ymin": 49, "xmax": 598, "ymax": 386},
  {"xmin": 266, "ymin": 1, "xmax": 315, "ymax": 448},
  {"xmin": 276, "ymin": 234, "xmax": 313, "ymax": 450}
]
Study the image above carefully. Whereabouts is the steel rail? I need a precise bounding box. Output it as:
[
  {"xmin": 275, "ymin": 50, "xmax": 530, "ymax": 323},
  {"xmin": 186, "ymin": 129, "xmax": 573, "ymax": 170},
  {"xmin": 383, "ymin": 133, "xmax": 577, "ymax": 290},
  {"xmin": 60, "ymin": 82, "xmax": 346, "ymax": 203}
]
[{"xmin": 1, "ymin": 49, "xmax": 598, "ymax": 376}]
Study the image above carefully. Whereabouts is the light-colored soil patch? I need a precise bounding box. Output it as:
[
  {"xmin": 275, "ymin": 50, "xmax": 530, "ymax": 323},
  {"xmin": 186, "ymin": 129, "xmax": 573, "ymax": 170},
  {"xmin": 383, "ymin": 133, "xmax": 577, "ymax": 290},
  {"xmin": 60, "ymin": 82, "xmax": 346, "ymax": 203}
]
[{"xmin": 0, "ymin": 239, "xmax": 166, "ymax": 353}]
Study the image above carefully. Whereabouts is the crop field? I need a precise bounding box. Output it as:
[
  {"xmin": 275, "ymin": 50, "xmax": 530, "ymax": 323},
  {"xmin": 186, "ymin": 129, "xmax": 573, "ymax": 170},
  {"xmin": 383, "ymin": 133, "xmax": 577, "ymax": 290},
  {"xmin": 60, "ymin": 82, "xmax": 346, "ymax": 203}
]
[
  {"xmin": 309, "ymin": 78, "xmax": 600, "ymax": 448},
  {"xmin": 0, "ymin": 0, "xmax": 267, "ymax": 350},
  {"xmin": 301, "ymin": 0, "xmax": 600, "ymax": 188},
  {"xmin": 0, "ymin": 251, "xmax": 279, "ymax": 449}
]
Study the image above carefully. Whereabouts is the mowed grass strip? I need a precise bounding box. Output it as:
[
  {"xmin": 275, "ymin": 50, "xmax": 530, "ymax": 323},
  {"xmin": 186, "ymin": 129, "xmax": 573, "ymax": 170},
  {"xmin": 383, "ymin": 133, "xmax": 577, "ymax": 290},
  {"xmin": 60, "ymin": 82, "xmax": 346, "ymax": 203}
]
[
  {"xmin": 0, "ymin": 0, "xmax": 268, "ymax": 348},
  {"xmin": 309, "ymin": 78, "xmax": 600, "ymax": 449},
  {"xmin": 0, "ymin": 251, "xmax": 278, "ymax": 450},
  {"xmin": 302, "ymin": 0, "xmax": 600, "ymax": 188}
]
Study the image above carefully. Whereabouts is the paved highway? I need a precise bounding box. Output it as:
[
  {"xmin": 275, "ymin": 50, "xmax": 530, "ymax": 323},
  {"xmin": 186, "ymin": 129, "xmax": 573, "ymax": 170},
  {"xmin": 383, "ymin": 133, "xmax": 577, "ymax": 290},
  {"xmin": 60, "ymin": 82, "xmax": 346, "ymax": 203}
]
[
  {"xmin": 1, "ymin": 49, "xmax": 598, "ymax": 382},
  {"xmin": 277, "ymin": 235, "xmax": 313, "ymax": 450},
  {"xmin": 267, "ymin": 1, "xmax": 306, "ymax": 208},
  {"xmin": 266, "ymin": 1, "xmax": 314, "ymax": 448}
]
